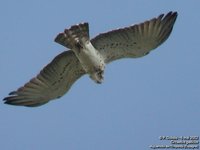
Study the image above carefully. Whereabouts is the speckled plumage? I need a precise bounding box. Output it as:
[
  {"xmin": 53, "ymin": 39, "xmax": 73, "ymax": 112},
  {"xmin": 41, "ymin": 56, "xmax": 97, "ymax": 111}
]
[{"xmin": 4, "ymin": 11, "xmax": 177, "ymax": 107}]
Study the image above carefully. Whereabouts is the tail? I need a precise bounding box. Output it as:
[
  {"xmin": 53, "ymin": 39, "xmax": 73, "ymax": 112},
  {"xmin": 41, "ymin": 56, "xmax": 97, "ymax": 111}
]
[{"xmin": 55, "ymin": 22, "xmax": 89, "ymax": 49}]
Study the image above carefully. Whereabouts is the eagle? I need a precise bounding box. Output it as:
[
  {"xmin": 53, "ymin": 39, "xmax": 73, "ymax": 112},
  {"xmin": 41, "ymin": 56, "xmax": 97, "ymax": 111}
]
[{"xmin": 3, "ymin": 11, "xmax": 178, "ymax": 107}]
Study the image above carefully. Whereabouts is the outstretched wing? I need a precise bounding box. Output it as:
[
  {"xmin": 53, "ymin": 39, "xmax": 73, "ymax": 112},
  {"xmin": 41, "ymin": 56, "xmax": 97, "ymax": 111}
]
[
  {"xmin": 3, "ymin": 51, "xmax": 85, "ymax": 107},
  {"xmin": 91, "ymin": 11, "xmax": 177, "ymax": 63}
]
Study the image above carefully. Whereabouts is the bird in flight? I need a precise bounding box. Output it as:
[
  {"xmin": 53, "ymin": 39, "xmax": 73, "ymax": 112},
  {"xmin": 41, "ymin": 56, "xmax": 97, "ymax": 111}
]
[{"xmin": 3, "ymin": 11, "xmax": 178, "ymax": 107}]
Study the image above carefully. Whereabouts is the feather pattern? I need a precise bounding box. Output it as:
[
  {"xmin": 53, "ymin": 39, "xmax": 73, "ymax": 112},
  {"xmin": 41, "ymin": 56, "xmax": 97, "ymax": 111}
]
[
  {"xmin": 3, "ymin": 12, "xmax": 177, "ymax": 107},
  {"xmin": 91, "ymin": 12, "xmax": 177, "ymax": 63},
  {"xmin": 3, "ymin": 51, "xmax": 85, "ymax": 107}
]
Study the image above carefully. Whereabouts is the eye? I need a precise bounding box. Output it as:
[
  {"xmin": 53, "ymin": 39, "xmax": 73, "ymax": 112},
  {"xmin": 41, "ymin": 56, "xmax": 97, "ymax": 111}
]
[{"xmin": 97, "ymin": 71, "xmax": 102, "ymax": 76}]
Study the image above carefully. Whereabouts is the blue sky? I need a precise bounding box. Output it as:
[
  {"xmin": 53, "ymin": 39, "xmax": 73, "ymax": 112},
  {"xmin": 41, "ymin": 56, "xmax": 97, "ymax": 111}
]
[{"xmin": 0, "ymin": 0, "xmax": 199, "ymax": 149}]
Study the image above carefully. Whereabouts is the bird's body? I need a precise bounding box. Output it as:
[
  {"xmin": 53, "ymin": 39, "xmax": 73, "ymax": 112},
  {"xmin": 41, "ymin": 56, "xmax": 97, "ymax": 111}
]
[
  {"xmin": 55, "ymin": 23, "xmax": 105, "ymax": 83},
  {"xmin": 4, "ymin": 11, "xmax": 178, "ymax": 107},
  {"xmin": 77, "ymin": 41, "xmax": 105, "ymax": 83}
]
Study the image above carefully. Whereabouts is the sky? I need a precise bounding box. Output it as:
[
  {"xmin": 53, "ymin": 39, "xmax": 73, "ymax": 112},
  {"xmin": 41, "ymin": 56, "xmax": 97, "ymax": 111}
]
[{"xmin": 0, "ymin": 0, "xmax": 199, "ymax": 150}]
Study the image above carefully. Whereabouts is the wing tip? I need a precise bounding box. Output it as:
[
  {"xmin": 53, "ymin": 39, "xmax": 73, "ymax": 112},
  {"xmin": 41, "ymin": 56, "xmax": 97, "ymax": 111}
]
[
  {"xmin": 8, "ymin": 91, "xmax": 17, "ymax": 95},
  {"xmin": 157, "ymin": 11, "xmax": 178, "ymax": 23},
  {"xmin": 4, "ymin": 100, "xmax": 15, "ymax": 105},
  {"xmin": 3, "ymin": 96, "xmax": 49, "ymax": 107},
  {"xmin": 167, "ymin": 11, "xmax": 178, "ymax": 19},
  {"xmin": 3, "ymin": 96, "xmax": 19, "ymax": 106},
  {"xmin": 3, "ymin": 92, "xmax": 50, "ymax": 107}
]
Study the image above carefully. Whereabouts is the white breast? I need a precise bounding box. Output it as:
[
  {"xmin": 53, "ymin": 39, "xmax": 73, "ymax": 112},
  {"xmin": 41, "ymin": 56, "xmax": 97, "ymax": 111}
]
[{"xmin": 76, "ymin": 42, "xmax": 105, "ymax": 74}]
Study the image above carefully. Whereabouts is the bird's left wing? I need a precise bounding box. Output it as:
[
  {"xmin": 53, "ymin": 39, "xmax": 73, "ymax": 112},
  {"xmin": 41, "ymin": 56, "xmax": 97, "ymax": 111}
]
[
  {"xmin": 3, "ymin": 51, "xmax": 85, "ymax": 107},
  {"xmin": 91, "ymin": 11, "xmax": 177, "ymax": 63}
]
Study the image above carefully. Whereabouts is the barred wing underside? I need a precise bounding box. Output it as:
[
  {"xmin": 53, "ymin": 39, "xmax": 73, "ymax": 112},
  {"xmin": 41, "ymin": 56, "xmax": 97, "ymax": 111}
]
[
  {"xmin": 91, "ymin": 12, "xmax": 177, "ymax": 63},
  {"xmin": 3, "ymin": 51, "xmax": 85, "ymax": 107}
]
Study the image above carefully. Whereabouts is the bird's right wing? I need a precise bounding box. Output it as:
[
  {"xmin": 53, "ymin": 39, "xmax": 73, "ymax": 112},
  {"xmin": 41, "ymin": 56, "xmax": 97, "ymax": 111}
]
[
  {"xmin": 3, "ymin": 51, "xmax": 85, "ymax": 107},
  {"xmin": 91, "ymin": 12, "xmax": 177, "ymax": 64}
]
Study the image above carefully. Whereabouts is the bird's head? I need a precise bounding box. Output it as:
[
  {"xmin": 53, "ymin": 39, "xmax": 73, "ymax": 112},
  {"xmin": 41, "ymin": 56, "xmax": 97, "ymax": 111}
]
[{"xmin": 90, "ymin": 70, "xmax": 104, "ymax": 84}]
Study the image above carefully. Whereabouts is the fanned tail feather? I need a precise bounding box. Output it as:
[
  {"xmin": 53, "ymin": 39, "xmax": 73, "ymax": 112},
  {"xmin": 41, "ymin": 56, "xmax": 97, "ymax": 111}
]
[{"xmin": 55, "ymin": 22, "xmax": 89, "ymax": 49}]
